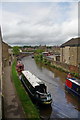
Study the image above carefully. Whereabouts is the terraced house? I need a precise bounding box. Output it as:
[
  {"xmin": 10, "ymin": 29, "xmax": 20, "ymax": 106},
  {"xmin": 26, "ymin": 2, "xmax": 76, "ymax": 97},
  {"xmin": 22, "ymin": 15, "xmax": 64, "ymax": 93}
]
[{"xmin": 60, "ymin": 38, "xmax": 80, "ymax": 72}]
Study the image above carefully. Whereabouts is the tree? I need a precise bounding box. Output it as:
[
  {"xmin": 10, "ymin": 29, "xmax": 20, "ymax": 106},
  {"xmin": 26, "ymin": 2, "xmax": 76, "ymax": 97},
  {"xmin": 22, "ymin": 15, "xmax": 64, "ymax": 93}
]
[
  {"xmin": 12, "ymin": 46, "xmax": 20, "ymax": 56},
  {"xmin": 35, "ymin": 49, "xmax": 44, "ymax": 54}
]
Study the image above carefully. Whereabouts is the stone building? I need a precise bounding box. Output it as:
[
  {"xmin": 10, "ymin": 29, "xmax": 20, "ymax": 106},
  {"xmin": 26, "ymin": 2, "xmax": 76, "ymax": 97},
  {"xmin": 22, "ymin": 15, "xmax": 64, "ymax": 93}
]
[
  {"xmin": 60, "ymin": 38, "xmax": 80, "ymax": 67},
  {"xmin": 2, "ymin": 41, "xmax": 9, "ymax": 67},
  {"xmin": 0, "ymin": 28, "xmax": 2, "ymax": 85},
  {"xmin": 0, "ymin": 27, "xmax": 2, "ymax": 119}
]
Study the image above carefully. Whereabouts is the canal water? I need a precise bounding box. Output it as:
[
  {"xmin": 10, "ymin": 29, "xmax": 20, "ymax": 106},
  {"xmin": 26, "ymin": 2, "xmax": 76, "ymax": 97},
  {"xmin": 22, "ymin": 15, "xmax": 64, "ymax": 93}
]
[{"xmin": 22, "ymin": 56, "xmax": 80, "ymax": 119}]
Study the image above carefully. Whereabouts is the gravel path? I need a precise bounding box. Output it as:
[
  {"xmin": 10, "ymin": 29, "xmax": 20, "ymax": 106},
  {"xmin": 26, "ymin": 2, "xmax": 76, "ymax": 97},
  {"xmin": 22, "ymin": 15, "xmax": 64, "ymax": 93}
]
[{"xmin": 2, "ymin": 65, "xmax": 25, "ymax": 118}]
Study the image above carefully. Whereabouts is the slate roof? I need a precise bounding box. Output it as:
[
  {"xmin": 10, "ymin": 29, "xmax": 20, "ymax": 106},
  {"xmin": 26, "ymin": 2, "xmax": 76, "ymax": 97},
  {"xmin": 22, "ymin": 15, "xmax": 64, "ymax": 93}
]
[{"xmin": 61, "ymin": 38, "xmax": 80, "ymax": 47}]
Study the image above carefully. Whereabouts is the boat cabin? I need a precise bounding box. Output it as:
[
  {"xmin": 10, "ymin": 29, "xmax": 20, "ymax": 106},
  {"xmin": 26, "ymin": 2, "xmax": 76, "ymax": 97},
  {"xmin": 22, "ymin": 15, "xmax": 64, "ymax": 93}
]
[
  {"xmin": 16, "ymin": 61, "xmax": 24, "ymax": 73},
  {"xmin": 22, "ymin": 71, "xmax": 47, "ymax": 93},
  {"xmin": 65, "ymin": 77, "xmax": 80, "ymax": 97},
  {"xmin": 21, "ymin": 70, "xmax": 52, "ymax": 105},
  {"xmin": 35, "ymin": 83, "xmax": 47, "ymax": 93}
]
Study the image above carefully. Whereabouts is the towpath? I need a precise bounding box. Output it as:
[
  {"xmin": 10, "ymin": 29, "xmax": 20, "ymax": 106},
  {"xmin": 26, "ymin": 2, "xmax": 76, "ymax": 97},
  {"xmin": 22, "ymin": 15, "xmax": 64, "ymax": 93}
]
[{"xmin": 2, "ymin": 65, "xmax": 25, "ymax": 118}]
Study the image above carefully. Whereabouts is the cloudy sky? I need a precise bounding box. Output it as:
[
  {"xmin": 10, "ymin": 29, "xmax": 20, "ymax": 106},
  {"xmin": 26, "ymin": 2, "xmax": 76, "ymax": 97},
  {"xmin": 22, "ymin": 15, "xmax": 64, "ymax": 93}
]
[{"xmin": 0, "ymin": 0, "xmax": 79, "ymax": 46}]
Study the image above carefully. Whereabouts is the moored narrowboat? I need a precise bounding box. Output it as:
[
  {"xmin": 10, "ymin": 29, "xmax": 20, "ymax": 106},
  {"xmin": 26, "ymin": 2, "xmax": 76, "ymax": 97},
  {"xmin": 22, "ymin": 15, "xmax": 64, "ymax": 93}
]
[
  {"xmin": 65, "ymin": 77, "xmax": 80, "ymax": 97},
  {"xmin": 21, "ymin": 70, "xmax": 52, "ymax": 105},
  {"xmin": 16, "ymin": 61, "xmax": 24, "ymax": 74}
]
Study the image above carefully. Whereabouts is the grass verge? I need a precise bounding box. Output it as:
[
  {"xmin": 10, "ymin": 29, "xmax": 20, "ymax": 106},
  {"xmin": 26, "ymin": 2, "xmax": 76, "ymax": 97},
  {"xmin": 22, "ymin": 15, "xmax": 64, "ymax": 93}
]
[{"xmin": 12, "ymin": 60, "xmax": 40, "ymax": 119}]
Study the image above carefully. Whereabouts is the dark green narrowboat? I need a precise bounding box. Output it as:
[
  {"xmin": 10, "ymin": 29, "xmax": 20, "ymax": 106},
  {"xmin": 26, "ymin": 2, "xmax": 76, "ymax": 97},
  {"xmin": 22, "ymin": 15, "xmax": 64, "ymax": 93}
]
[{"xmin": 21, "ymin": 70, "xmax": 52, "ymax": 105}]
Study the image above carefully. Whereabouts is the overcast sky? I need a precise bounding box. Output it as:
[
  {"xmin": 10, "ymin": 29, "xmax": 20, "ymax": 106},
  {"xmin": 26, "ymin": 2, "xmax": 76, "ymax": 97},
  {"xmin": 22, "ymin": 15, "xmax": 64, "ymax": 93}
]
[{"xmin": 0, "ymin": 1, "xmax": 79, "ymax": 46}]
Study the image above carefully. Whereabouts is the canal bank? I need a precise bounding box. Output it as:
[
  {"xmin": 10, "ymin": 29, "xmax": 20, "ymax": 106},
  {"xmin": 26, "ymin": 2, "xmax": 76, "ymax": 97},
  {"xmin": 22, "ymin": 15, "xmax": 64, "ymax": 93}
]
[
  {"xmin": 2, "ymin": 65, "xmax": 25, "ymax": 118},
  {"xmin": 34, "ymin": 54, "xmax": 80, "ymax": 78},
  {"xmin": 2, "ymin": 60, "xmax": 40, "ymax": 119},
  {"xmin": 22, "ymin": 56, "xmax": 80, "ymax": 118},
  {"xmin": 11, "ymin": 60, "xmax": 40, "ymax": 119}
]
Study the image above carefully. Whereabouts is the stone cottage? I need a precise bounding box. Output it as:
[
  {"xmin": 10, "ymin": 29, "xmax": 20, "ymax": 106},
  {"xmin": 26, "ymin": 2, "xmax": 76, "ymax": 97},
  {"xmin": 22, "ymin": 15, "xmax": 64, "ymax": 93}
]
[{"xmin": 60, "ymin": 38, "xmax": 80, "ymax": 72}]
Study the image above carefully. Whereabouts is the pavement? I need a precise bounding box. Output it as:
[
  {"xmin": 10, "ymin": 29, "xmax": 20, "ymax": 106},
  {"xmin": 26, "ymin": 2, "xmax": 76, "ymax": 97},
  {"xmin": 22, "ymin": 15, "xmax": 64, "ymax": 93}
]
[{"xmin": 2, "ymin": 65, "xmax": 25, "ymax": 118}]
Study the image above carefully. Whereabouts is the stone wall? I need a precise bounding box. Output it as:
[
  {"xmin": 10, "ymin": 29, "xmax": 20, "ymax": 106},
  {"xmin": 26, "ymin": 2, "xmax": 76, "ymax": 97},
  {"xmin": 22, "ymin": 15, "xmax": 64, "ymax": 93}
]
[
  {"xmin": 50, "ymin": 60, "xmax": 78, "ymax": 73},
  {"xmin": 60, "ymin": 46, "xmax": 80, "ymax": 66},
  {"xmin": 78, "ymin": 46, "xmax": 80, "ymax": 64},
  {"xmin": 0, "ymin": 32, "xmax": 2, "ymax": 87},
  {"xmin": 60, "ymin": 48, "xmax": 63, "ymax": 62},
  {"xmin": 78, "ymin": 46, "xmax": 80, "ymax": 73},
  {"xmin": 60, "ymin": 47, "xmax": 70, "ymax": 64},
  {"xmin": 51, "ymin": 60, "xmax": 69, "ymax": 71},
  {"xmin": 2, "ymin": 42, "xmax": 9, "ymax": 67},
  {"xmin": 0, "ymin": 29, "xmax": 2, "ymax": 119},
  {"xmin": 69, "ymin": 47, "xmax": 77, "ymax": 66},
  {"xmin": 63, "ymin": 46, "xmax": 70, "ymax": 64}
]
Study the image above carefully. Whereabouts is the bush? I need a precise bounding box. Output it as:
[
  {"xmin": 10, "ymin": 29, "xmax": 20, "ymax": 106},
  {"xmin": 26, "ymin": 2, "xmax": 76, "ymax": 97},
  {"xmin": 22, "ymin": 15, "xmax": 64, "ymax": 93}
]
[{"xmin": 74, "ymin": 73, "xmax": 79, "ymax": 78}]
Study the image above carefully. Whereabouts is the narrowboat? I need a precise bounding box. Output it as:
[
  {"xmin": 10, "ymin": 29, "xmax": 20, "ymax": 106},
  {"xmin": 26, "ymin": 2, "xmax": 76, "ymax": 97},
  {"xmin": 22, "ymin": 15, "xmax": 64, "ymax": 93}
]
[
  {"xmin": 21, "ymin": 70, "xmax": 52, "ymax": 105},
  {"xmin": 16, "ymin": 61, "xmax": 24, "ymax": 74},
  {"xmin": 65, "ymin": 78, "xmax": 80, "ymax": 97}
]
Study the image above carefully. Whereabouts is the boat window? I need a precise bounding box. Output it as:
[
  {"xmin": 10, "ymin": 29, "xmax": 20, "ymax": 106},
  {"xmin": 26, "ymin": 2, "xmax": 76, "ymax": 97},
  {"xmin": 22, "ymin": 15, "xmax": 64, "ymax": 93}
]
[
  {"xmin": 35, "ymin": 84, "xmax": 47, "ymax": 93},
  {"xmin": 40, "ymin": 84, "xmax": 47, "ymax": 93},
  {"xmin": 19, "ymin": 66, "xmax": 22, "ymax": 69}
]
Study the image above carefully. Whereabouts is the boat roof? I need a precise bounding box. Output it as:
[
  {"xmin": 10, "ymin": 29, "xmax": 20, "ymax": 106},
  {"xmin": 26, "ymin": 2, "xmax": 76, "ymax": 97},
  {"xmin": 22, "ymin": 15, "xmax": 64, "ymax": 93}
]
[
  {"xmin": 67, "ymin": 78, "xmax": 80, "ymax": 86},
  {"xmin": 22, "ymin": 70, "xmax": 43, "ymax": 87}
]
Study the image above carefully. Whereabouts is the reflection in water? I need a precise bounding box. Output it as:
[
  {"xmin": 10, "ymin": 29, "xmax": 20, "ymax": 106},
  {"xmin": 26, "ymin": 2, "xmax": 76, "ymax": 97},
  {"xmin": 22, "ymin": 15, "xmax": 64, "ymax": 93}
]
[
  {"xmin": 65, "ymin": 91, "xmax": 80, "ymax": 111},
  {"xmin": 38, "ymin": 105, "xmax": 52, "ymax": 120},
  {"xmin": 22, "ymin": 56, "xmax": 80, "ymax": 118}
]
